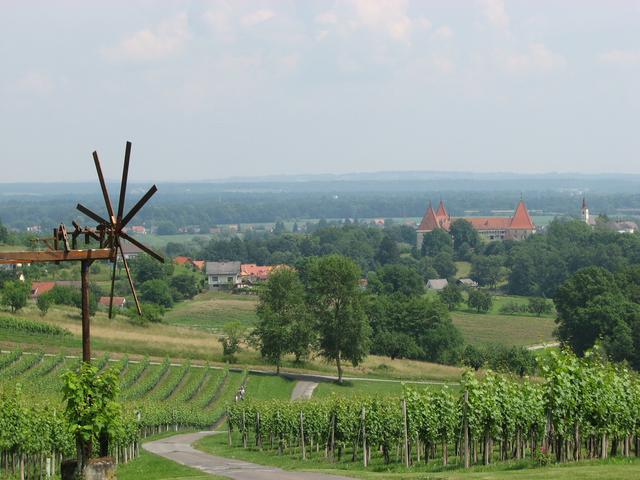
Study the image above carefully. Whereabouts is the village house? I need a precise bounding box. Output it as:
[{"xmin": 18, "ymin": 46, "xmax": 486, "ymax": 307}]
[
  {"xmin": 239, "ymin": 264, "xmax": 275, "ymax": 286},
  {"xmin": 98, "ymin": 296, "xmax": 127, "ymax": 310},
  {"xmin": 417, "ymin": 199, "xmax": 536, "ymax": 250},
  {"xmin": 206, "ymin": 261, "xmax": 241, "ymax": 289},
  {"xmin": 120, "ymin": 239, "xmax": 143, "ymax": 260}
]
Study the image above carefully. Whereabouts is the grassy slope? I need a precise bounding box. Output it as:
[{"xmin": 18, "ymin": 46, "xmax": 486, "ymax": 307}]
[
  {"xmin": 195, "ymin": 433, "xmax": 640, "ymax": 480},
  {"xmin": 451, "ymin": 312, "xmax": 555, "ymax": 347}
]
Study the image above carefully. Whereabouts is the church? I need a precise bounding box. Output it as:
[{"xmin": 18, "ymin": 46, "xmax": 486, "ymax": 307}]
[{"xmin": 416, "ymin": 199, "xmax": 536, "ymax": 250}]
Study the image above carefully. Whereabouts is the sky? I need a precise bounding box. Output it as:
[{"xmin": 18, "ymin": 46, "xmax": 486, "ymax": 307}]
[{"xmin": 1, "ymin": 0, "xmax": 639, "ymax": 182}]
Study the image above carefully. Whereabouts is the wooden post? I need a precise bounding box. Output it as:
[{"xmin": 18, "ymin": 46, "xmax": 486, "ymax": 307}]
[
  {"xmin": 463, "ymin": 389, "xmax": 470, "ymax": 468},
  {"xmin": 300, "ymin": 412, "xmax": 306, "ymax": 460},
  {"xmin": 242, "ymin": 410, "xmax": 247, "ymax": 448},
  {"xmin": 227, "ymin": 410, "xmax": 232, "ymax": 446},
  {"xmin": 362, "ymin": 407, "xmax": 368, "ymax": 468},
  {"xmin": 402, "ymin": 399, "xmax": 410, "ymax": 468},
  {"xmin": 81, "ymin": 260, "xmax": 91, "ymax": 363}
]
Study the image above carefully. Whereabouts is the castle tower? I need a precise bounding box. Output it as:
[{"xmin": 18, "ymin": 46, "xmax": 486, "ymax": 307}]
[{"xmin": 582, "ymin": 197, "xmax": 589, "ymax": 224}]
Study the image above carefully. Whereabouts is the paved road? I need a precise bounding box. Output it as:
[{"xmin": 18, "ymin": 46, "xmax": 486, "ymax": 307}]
[
  {"xmin": 144, "ymin": 432, "xmax": 352, "ymax": 480},
  {"xmin": 527, "ymin": 342, "xmax": 560, "ymax": 350},
  {"xmin": 291, "ymin": 381, "xmax": 318, "ymax": 400}
]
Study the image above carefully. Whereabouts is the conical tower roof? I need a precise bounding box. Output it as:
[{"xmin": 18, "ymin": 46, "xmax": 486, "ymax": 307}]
[
  {"xmin": 510, "ymin": 200, "xmax": 535, "ymax": 229},
  {"xmin": 436, "ymin": 200, "xmax": 448, "ymax": 218},
  {"xmin": 418, "ymin": 203, "xmax": 440, "ymax": 231}
]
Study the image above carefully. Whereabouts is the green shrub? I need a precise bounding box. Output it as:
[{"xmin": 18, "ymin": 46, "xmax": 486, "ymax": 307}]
[{"xmin": 0, "ymin": 316, "xmax": 71, "ymax": 336}]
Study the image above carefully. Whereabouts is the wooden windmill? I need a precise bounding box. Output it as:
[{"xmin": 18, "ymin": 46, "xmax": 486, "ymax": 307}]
[{"xmin": 0, "ymin": 141, "xmax": 163, "ymax": 363}]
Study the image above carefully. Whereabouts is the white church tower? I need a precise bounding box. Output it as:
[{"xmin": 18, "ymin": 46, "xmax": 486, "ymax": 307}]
[{"xmin": 582, "ymin": 197, "xmax": 590, "ymax": 224}]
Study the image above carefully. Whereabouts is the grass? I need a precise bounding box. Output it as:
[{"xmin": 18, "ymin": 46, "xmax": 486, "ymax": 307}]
[
  {"xmin": 195, "ymin": 432, "xmax": 640, "ymax": 480},
  {"xmin": 313, "ymin": 379, "xmax": 456, "ymax": 398},
  {"xmin": 164, "ymin": 290, "xmax": 258, "ymax": 332},
  {"xmin": 118, "ymin": 449, "xmax": 223, "ymax": 480},
  {"xmin": 243, "ymin": 372, "xmax": 296, "ymax": 401},
  {"xmin": 451, "ymin": 312, "xmax": 555, "ymax": 347},
  {"xmin": 455, "ymin": 261, "xmax": 472, "ymax": 278}
]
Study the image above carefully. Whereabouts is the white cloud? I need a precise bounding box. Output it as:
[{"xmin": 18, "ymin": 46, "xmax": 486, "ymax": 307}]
[
  {"xmin": 317, "ymin": 0, "xmax": 428, "ymax": 44},
  {"xmin": 104, "ymin": 13, "xmax": 190, "ymax": 61},
  {"xmin": 504, "ymin": 43, "xmax": 566, "ymax": 73},
  {"xmin": 480, "ymin": 0, "xmax": 510, "ymax": 30},
  {"xmin": 241, "ymin": 9, "xmax": 275, "ymax": 28},
  {"xmin": 432, "ymin": 26, "xmax": 454, "ymax": 41},
  {"xmin": 598, "ymin": 49, "xmax": 640, "ymax": 66},
  {"xmin": 203, "ymin": 6, "xmax": 235, "ymax": 43}
]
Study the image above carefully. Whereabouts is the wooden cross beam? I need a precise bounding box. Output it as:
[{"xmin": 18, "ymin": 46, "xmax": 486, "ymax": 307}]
[{"xmin": 0, "ymin": 248, "xmax": 114, "ymax": 264}]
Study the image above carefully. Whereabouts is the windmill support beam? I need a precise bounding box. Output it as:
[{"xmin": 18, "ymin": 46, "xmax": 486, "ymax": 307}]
[
  {"xmin": 0, "ymin": 248, "xmax": 114, "ymax": 264},
  {"xmin": 81, "ymin": 260, "xmax": 92, "ymax": 363}
]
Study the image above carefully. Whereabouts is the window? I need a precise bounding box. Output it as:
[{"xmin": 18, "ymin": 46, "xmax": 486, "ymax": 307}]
[
  {"xmin": 227, "ymin": 276, "xmax": 234, "ymax": 283},
  {"xmin": 210, "ymin": 276, "xmax": 218, "ymax": 283}
]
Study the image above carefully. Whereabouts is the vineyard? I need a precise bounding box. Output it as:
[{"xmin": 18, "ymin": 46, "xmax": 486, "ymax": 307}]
[
  {"xmin": 0, "ymin": 349, "xmax": 292, "ymax": 479},
  {"xmin": 226, "ymin": 349, "xmax": 640, "ymax": 472}
]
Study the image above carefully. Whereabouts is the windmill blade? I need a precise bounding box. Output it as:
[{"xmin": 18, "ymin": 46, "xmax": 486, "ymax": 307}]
[
  {"xmin": 116, "ymin": 141, "xmax": 132, "ymax": 222},
  {"xmin": 93, "ymin": 151, "xmax": 116, "ymax": 224},
  {"xmin": 120, "ymin": 185, "xmax": 157, "ymax": 228},
  {"xmin": 76, "ymin": 203, "xmax": 109, "ymax": 226},
  {"xmin": 119, "ymin": 231, "xmax": 164, "ymax": 263},
  {"xmin": 119, "ymin": 244, "xmax": 142, "ymax": 315}
]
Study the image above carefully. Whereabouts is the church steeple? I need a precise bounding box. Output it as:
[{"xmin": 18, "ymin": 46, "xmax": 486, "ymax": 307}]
[{"xmin": 582, "ymin": 197, "xmax": 590, "ymax": 224}]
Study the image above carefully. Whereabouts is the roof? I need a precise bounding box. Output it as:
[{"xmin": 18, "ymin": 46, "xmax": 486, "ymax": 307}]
[
  {"xmin": 426, "ymin": 279, "xmax": 448, "ymax": 290},
  {"xmin": 436, "ymin": 200, "xmax": 448, "ymax": 218},
  {"xmin": 99, "ymin": 296, "xmax": 126, "ymax": 307},
  {"xmin": 206, "ymin": 261, "xmax": 241, "ymax": 275},
  {"xmin": 417, "ymin": 204, "xmax": 441, "ymax": 231},
  {"xmin": 510, "ymin": 200, "xmax": 535, "ymax": 230},
  {"xmin": 174, "ymin": 256, "xmax": 192, "ymax": 265},
  {"xmin": 192, "ymin": 260, "xmax": 206, "ymax": 271},
  {"xmin": 240, "ymin": 264, "xmax": 274, "ymax": 280},
  {"xmin": 120, "ymin": 239, "xmax": 143, "ymax": 255},
  {"xmin": 457, "ymin": 278, "xmax": 479, "ymax": 287},
  {"xmin": 465, "ymin": 217, "xmax": 512, "ymax": 230},
  {"xmin": 31, "ymin": 281, "xmax": 56, "ymax": 297}
]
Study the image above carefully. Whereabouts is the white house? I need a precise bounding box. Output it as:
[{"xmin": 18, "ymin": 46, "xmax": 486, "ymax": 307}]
[{"xmin": 206, "ymin": 261, "xmax": 242, "ymax": 289}]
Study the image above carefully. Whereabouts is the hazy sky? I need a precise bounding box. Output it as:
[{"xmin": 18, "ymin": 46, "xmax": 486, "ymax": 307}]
[{"xmin": 1, "ymin": 1, "xmax": 639, "ymax": 182}]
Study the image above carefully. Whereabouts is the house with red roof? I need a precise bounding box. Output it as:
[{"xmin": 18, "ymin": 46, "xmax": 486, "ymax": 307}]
[
  {"xmin": 98, "ymin": 296, "xmax": 127, "ymax": 309},
  {"xmin": 417, "ymin": 199, "xmax": 535, "ymax": 250},
  {"xmin": 31, "ymin": 281, "xmax": 56, "ymax": 298},
  {"xmin": 240, "ymin": 264, "xmax": 276, "ymax": 285}
]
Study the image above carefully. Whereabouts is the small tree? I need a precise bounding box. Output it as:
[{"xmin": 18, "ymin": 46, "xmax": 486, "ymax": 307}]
[
  {"xmin": 1, "ymin": 280, "xmax": 30, "ymax": 312},
  {"xmin": 139, "ymin": 279, "xmax": 173, "ymax": 308},
  {"xmin": 62, "ymin": 363, "xmax": 123, "ymax": 469},
  {"xmin": 307, "ymin": 255, "xmax": 371, "ymax": 383},
  {"xmin": 253, "ymin": 268, "xmax": 312, "ymax": 373},
  {"xmin": 37, "ymin": 294, "xmax": 51, "ymax": 316},
  {"xmin": 467, "ymin": 288, "xmax": 492, "ymax": 313},
  {"xmin": 528, "ymin": 297, "xmax": 552, "ymax": 317},
  {"xmin": 219, "ymin": 321, "xmax": 244, "ymax": 362},
  {"xmin": 462, "ymin": 344, "xmax": 485, "ymax": 370},
  {"xmin": 438, "ymin": 283, "xmax": 463, "ymax": 311}
]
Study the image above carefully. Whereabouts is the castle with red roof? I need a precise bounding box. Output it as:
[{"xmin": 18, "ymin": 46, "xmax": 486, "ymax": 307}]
[{"xmin": 416, "ymin": 199, "xmax": 536, "ymax": 250}]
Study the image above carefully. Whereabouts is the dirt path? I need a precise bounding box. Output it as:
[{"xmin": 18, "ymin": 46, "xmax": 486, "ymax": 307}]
[
  {"xmin": 291, "ymin": 381, "xmax": 318, "ymax": 400},
  {"xmin": 143, "ymin": 432, "xmax": 352, "ymax": 480}
]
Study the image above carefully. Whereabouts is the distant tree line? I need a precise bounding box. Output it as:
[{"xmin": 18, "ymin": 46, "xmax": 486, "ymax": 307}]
[{"xmin": 1, "ymin": 190, "xmax": 639, "ymax": 231}]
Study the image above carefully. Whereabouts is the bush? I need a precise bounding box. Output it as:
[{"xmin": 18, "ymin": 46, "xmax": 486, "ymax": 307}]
[
  {"xmin": 219, "ymin": 322, "xmax": 244, "ymax": 362},
  {"xmin": 467, "ymin": 289, "xmax": 493, "ymax": 313},
  {"xmin": 127, "ymin": 303, "xmax": 165, "ymax": 324},
  {"xmin": 499, "ymin": 301, "xmax": 528, "ymax": 315},
  {"xmin": 1, "ymin": 280, "xmax": 30, "ymax": 312},
  {"xmin": 0, "ymin": 316, "xmax": 71, "ymax": 336},
  {"xmin": 36, "ymin": 294, "xmax": 51, "ymax": 316},
  {"xmin": 528, "ymin": 297, "xmax": 553, "ymax": 317}
]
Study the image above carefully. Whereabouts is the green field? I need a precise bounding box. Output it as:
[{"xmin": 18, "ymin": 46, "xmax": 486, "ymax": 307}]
[
  {"xmin": 164, "ymin": 290, "xmax": 258, "ymax": 332},
  {"xmin": 451, "ymin": 312, "xmax": 556, "ymax": 347}
]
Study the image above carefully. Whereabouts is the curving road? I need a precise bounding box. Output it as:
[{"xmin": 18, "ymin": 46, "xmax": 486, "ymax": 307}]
[{"xmin": 143, "ymin": 431, "xmax": 352, "ymax": 480}]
